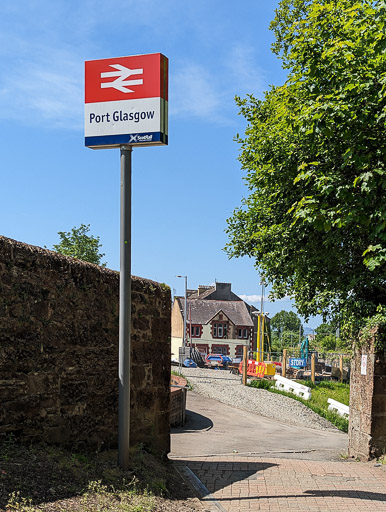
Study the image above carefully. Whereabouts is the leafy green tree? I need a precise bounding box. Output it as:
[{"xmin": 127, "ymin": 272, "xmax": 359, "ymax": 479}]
[
  {"xmin": 53, "ymin": 224, "xmax": 106, "ymax": 266},
  {"xmin": 335, "ymin": 336, "xmax": 352, "ymax": 353},
  {"xmin": 271, "ymin": 310, "xmax": 303, "ymax": 336},
  {"xmin": 314, "ymin": 323, "xmax": 337, "ymax": 351},
  {"xmin": 226, "ymin": 0, "xmax": 386, "ymax": 334},
  {"xmin": 314, "ymin": 320, "xmax": 350, "ymax": 352},
  {"xmin": 316, "ymin": 334, "xmax": 338, "ymax": 352},
  {"xmin": 315, "ymin": 322, "xmax": 335, "ymax": 337}
]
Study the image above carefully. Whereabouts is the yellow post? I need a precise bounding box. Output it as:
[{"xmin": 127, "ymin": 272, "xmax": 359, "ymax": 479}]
[
  {"xmin": 311, "ymin": 353, "xmax": 315, "ymax": 384},
  {"xmin": 282, "ymin": 349, "xmax": 287, "ymax": 378},
  {"xmin": 261, "ymin": 313, "xmax": 265, "ymax": 362},
  {"xmin": 242, "ymin": 345, "xmax": 248, "ymax": 386},
  {"xmin": 256, "ymin": 315, "xmax": 261, "ymax": 363},
  {"xmin": 339, "ymin": 355, "xmax": 344, "ymax": 382}
]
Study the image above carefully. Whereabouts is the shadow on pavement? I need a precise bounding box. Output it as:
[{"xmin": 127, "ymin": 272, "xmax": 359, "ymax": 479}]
[
  {"xmin": 305, "ymin": 489, "xmax": 386, "ymax": 501},
  {"xmin": 174, "ymin": 460, "xmax": 278, "ymax": 495},
  {"xmin": 173, "ymin": 460, "xmax": 386, "ymax": 508},
  {"xmin": 212, "ymin": 489, "xmax": 386, "ymax": 503},
  {"xmin": 171, "ymin": 409, "xmax": 213, "ymax": 433}
]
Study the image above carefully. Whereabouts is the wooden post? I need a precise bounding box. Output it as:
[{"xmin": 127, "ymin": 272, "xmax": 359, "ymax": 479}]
[
  {"xmin": 282, "ymin": 349, "xmax": 287, "ymax": 378},
  {"xmin": 242, "ymin": 345, "xmax": 248, "ymax": 386},
  {"xmin": 339, "ymin": 355, "xmax": 344, "ymax": 382},
  {"xmin": 311, "ymin": 353, "xmax": 315, "ymax": 384}
]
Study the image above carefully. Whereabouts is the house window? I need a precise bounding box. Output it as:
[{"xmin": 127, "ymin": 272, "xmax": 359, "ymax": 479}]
[
  {"xmin": 213, "ymin": 322, "xmax": 228, "ymax": 338},
  {"xmin": 237, "ymin": 328, "xmax": 248, "ymax": 339},
  {"xmin": 190, "ymin": 325, "xmax": 201, "ymax": 337},
  {"xmin": 236, "ymin": 345, "xmax": 245, "ymax": 357},
  {"xmin": 195, "ymin": 344, "xmax": 209, "ymax": 356},
  {"xmin": 211, "ymin": 345, "xmax": 228, "ymax": 355}
]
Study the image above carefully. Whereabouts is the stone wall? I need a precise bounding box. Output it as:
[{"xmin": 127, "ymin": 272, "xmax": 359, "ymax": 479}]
[
  {"xmin": 349, "ymin": 330, "xmax": 386, "ymax": 460},
  {"xmin": 0, "ymin": 236, "xmax": 171, "ymax": 456}
]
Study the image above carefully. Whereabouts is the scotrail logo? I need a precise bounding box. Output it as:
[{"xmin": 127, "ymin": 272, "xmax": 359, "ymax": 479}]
[{"xmin": 129, "ymin": 134, "xmax": 153, "ymax": 143}]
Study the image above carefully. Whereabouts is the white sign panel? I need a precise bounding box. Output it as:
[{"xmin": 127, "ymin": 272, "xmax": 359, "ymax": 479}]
[
  {"xmin": 361, "ymin": 354, "xmax": 367, "ymax": 375},
  {"xmin": 85, "ymin": 53, "xmax": 168, "ymax": 148}
]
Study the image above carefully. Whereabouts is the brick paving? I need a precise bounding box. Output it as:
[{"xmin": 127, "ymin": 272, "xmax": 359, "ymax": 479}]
[{"xmin": 172, "ymin": 455, "xmax": 386, "ymax": 512}]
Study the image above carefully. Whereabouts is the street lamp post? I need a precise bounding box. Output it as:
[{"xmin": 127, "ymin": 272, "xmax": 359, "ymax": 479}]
[{"xmin": 176, "ymin": 275, "xmax": 187, "ymax": 361}]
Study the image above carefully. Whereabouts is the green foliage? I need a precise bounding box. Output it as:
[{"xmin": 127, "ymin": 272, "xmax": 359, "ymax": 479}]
[
  {"xmin": 249, "ymin": 378, "xmax": 349, "ymax": 431},
  {"xmin": 315, "ymin": 322, "xmax": 335, "ymax": 337},
  {"xmin": 0, "ymin": 442, "xmax": 177, "ymax": 512},
  {"xmin": 6, "ymin": 492, "xmax": 34, "ymax": 512},
  {"xmin": 273, "ymin": 329, "xmax": 301, "ymax": 349},
  {"xmin": 359, "ymin": 305, "xmax": 386, "ymax": 350},
  {"xmin": 80, "ymin": 479, "xmax": 155, "ymax": 512},
  {"xmin": 315, "ymin": 334, "xmax": 338, "ymax": 351},
  {"xmin": 226, "ymin": 0, "xmax": 386, "ymax": 334},
  {"xmin": 270, "ymin": 310, "xmax": 303, "ymax": 350},
  {"xmin": 271, "ymin": 310, "xmax": 303, "ymax": 336},
  {"xmin": 313, "ymin": 320, "xmax": 351, "ymax": 352},
  {"xmin": 301, "ymin": 379, "xmax": 350, "ymax": 406},
  {"xmin": 53, "ymin": 224, "xmax": 106, "ymax": 267},
  {"xmin": 249, "ymin": 378, "xmax": 274, "ymax": 390}
]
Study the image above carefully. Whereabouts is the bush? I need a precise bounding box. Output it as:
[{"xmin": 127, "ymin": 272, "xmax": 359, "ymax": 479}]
[{"xmin": 248, "ymin": 379, "xmax": 274, "ymax": 390}]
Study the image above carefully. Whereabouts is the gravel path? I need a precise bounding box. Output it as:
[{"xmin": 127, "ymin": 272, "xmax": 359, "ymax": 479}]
[{"xmin": 179, "ymin": 367, "xmax": 339, "ymax": 432}]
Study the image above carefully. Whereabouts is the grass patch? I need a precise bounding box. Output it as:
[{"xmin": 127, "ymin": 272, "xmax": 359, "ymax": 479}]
[
  {"xmin": 0, "ymin": 439, "xmax": 196, "ymax": 512},
  {"xmin": 248, "ymin": 378, "xmax": 350, "ymax": 432}
]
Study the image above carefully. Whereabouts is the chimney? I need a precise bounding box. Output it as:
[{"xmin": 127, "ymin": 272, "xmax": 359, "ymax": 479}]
[
  {"xmin": 214, "ymin": 282, "xmax": 232, "ymax": 299},
  {"xmin": 198, "ymin": 286, "xmax": 206, "ymax": 296}
]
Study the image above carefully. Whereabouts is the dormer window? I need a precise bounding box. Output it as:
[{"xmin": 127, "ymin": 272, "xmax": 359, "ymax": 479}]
[{"xmin": 213, "ymin": 322, "xmax": 228, "ymax": 338}]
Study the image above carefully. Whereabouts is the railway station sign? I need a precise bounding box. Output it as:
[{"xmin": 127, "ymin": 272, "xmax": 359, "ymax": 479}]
[{"xmin": 85, "ymin": 53, "xmax": 168, "ymax": 148}]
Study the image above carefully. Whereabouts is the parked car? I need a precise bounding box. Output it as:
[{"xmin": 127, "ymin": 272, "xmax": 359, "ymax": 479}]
[
  {"xmin": 183, "ymin": 358, "xmax": 197, "ymax": 368},
  {"xmin": 205, "ymin": 354, "xmax": 232, "ymax": 369}
]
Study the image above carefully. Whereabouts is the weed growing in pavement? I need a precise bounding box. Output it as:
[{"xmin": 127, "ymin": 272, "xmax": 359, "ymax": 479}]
[
  {"xmin": 6, "ymin": 491, "xmax": 35, "ymax": 512},
  {"xmin": 79, "ymin": 479, "xmax": 155, "ymax": 512}
]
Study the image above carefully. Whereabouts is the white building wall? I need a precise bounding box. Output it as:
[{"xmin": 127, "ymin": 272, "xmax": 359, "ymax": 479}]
[{"xmin": 171, "ymin": 326, "xmax": 250, "ymax": 360}]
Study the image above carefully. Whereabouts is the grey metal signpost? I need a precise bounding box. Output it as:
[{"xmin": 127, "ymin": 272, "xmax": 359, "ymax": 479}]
[
  {"xmin": 118, "ymin": 146, "xmax": 132, "ymax": 469},
  {"xmin": 85, "ymin": 53, "xmax": 168, "ymax": 470}
]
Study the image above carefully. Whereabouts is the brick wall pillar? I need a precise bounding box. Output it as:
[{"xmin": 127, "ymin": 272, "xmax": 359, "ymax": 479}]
[{"xmin": 348, "ymin": 331, "xmax": 386, "ymax": 460}]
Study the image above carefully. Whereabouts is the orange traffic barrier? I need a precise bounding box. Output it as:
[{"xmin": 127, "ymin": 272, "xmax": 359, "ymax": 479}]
[{"xmin": 238, "ymin": 359, "xmax": 267, "ymax": 378}]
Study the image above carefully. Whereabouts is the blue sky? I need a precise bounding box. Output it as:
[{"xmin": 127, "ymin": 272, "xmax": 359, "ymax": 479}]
[{"xmin": 0, "ymin": 1, "xmax": 321, "ymax": 329}]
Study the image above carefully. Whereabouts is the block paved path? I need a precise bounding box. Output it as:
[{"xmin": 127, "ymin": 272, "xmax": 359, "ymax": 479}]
[
  {"xmin": 172, "ymin": 455, "xmax": 386, "ymax": 512},
  {"xmin": 170, "ymin": 391, "xmax": 386, "ymax": 511}
]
